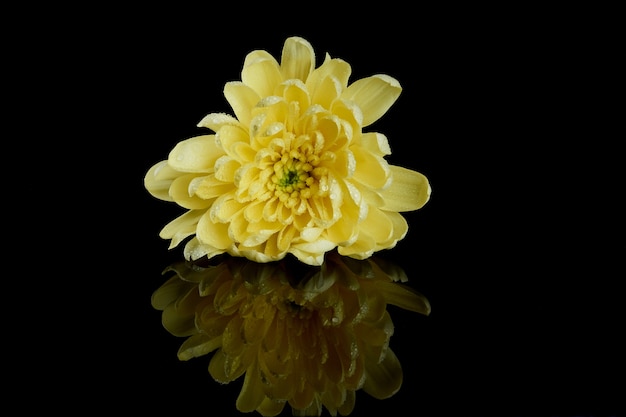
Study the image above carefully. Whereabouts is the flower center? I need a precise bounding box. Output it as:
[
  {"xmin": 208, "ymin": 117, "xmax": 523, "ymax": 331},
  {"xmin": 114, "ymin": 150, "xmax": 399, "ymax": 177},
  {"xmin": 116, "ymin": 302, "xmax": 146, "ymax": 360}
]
[{"xmin": 261, "ymin": 135, "xmax": 330, "ymax": 210}]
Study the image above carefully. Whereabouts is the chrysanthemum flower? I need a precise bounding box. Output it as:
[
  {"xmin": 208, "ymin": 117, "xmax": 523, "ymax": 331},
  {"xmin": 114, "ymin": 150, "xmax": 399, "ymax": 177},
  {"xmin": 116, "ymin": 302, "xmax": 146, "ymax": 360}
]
[
  {"xmin": 145, "ymin": 36, "xmax": 431, "ymax": 266},
  {"xmin": 152, "ymin": 251, "xmax": 430, "ymax": 416}
]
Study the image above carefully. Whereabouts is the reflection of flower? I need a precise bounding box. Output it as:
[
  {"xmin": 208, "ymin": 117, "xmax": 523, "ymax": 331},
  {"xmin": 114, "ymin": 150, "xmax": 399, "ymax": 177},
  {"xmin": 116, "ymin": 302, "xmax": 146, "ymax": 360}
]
[
  {"xmin": 152, "ymin": 251, "xmax": 430, "ymax": 416},
  {"xmin": 144, "ymin": 36, "xmax": 430, "ymax": 266}
]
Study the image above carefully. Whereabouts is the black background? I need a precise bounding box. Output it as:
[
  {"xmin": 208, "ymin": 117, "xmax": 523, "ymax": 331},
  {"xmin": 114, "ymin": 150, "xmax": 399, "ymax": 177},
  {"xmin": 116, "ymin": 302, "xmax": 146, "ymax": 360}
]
[{"xmin": 42, "ymin": 5, "xmax": 623, "ymax": 417}]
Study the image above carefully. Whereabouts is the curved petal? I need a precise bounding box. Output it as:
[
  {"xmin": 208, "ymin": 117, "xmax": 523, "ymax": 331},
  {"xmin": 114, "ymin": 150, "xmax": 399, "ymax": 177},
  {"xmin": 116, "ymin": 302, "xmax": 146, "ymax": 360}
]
[
  {"xmin": 290, "ymin": 239, "xmax": 336, "ymax": 266},
  {"xmin": 377, "ymin": 281, "xmax": 432, "ymax": 315},
  {"xmin": 216, "ymin": 124, "xmax": 252, "ymax": 160},
  {"xmin": 342, "ymin": 74, "xmax": 402, "ymax": 127},
  {"xmin": 337, "ymin": 231, "xmax": 375, "ymax": 260},
  {"xmin": 256, "ymin": 397, "xmax": 285, "ymax": 416},
  {"xmin": 177, "ymin": 333, "xmax": 222, "ymax": 361},
  {"xmin": 360, "ymin": 132, "xmax": 391, "ymax": 156},
  {"xmin": 224, "ymin": 81, "xmax": 261, "ymax": 128},
  {"xmin": 280, "ymin": 36, "xmax": 315, "ymax": 82},
  {"xmin": 236, "ymin": 361, "xmax": 265, "ymax": 413},
  {"xmin": 306, "ymin": 53, "xmax": 351, "ymax": 97},
  {"xmin": 197, "ymin": 112, "xmax": 240, "ymax": 132},
  {"xmin": 197, "ymin": 210, "xmax": 233, "ymax": 250},
  {"xmin": 275, "ymin": 79, "xmax": 310, "ymax": 113},
  {"xmin": 331, "ymin": 99, "xmax": 364, "ymax": 132},
  {"xmin": 168, "ymin": 135, "xmax": 224, "ymax": 173},
  {"xmin": 159, "ymin": 209, "xmax": 204, "ymax": 242},
  {"xmin": 183, "ymin": 237, "xmax": 225, "ymax": 261},
  {"xmin": 376, "ymin": 211, "xmax": 408, "ymax": 249},
  {"xmin": 170, "ymin": 174, "xmax": 214, "ymax": 209},
  {"xmin": 351, "ymin": 146, "xmax": 391, "ymax": 189},
  {"xmin": 214, "ymin": 156, "xmax": 240, "ymax": 183},
  {"xmin": 310, "ymin": 73, "xmax": 342, "ymax": 110},
  {"xmin": 241, "ymin": 52, "xmax": 283, "ymax": 98},
  {"xmin": 144, "ymin": 160, "xmax": 178, "ymax": 201},
  {"xmin": 379, "ymin": 166, "xmax": 431, "ymax": 212},
  {"xmin": 360, "ymin": 206, "xmax": 394, "ymax": 243},
  {"xmin": 363, "ymin": 347, "xmax": 403, "ymax": 399},
  {"xmin": 189, "ymin": 175, "xmax": 234, "ymax": 201}
]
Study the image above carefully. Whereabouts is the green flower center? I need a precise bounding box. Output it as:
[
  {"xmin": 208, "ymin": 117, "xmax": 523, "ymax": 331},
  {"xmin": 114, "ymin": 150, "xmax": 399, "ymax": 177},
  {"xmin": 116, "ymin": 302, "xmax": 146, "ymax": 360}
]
[
  {"xmin": 274, "ymin": 159, "xmax": 312, "ymax": 193},
  {"xmin": 278, "ymin": 168, "xmax": 300, "ymax": 188}
]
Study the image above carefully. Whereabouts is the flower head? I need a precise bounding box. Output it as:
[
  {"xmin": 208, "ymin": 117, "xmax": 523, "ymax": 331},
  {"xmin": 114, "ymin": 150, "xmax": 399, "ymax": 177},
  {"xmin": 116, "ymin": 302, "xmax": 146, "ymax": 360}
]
[
  {"xmin": 152, "ymin": 252, "xmax": 430, "ymax": 416},
  {"xmin": 145, "ymin": 36, "xmax": 431, "ymax": 265}
]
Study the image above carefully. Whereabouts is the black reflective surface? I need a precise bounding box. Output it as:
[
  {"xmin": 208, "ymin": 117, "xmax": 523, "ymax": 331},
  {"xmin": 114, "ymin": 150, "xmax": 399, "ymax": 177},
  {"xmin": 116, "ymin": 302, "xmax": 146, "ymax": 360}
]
[{"xmin": 86, "ymin": 13, "xmax": 623, "ymax": 417}]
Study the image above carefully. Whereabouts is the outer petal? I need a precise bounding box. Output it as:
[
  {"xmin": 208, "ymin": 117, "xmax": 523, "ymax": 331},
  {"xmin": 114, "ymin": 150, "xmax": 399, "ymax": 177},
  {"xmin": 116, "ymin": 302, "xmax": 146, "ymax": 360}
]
[
  {"xmin": 224, "ymin": 81, "xmax": 261, "ymax": 128},
  {"xmin": 360, "ymin": 132, "xmax": 391, "ymax": 156},
  {"xmin": 236, "ymin": 362, "xmax": 265, "ymax": 413},
  {"xmin": 376, "ymin": 211, "xmax": 408, "ymax": 249},
  {"xmin": 306, "ymin": 53, "xmax": 351, "ymax": 95},
  {"xmin": 363, "ymin": 347, "xmax": 403, "ymax": 399},
  {"xmin": 280, "ymin": 36, "xmax": 315, "ymax": 82},
  {"xmin": 216, "ymin": 125, "xmax": 252, "ymax": 160},
  {"xmin": 170, "ymin": 174, "xmax": 214, "ymax": 209},
  {"xmin": 290, "ymin": 239, "xmax": 337, "ymax": 266},
  {"xmin": 183, "ymin": 237, "xmax": 225, "ymax": 261},
  {"xmin": 379, "ymin": 166, "xmax": 431, "ymax": 212},
  {"xmin": 241, "ymin": 51, "xmax": 283, "ymax": 98},
  {"xmin": 342, "ymin": 74, "xmax": 402, "ymax": 127},
  {"xmin": 168, "ymin": 135, "xmax": 224, "ymax": 173},
  {"xmin": 351, "ymin": 146, "xmax": 391, "ymax": 189},
  {"xmin": 197, "ymin": 210, "xmax": 234, "ymax": 250},
  {"xmin": 359, "ymin": 206, "xmax": 394, "ymax": 243},
  {"xmin": 159, "ymin": 210, "xmax": 205, "ymax": 248},
  {"xmin": 144, "ymin": 160, "xmax": 178, "ymax": 201},
  {"xmin": 197, "ymin": 112, "xmax": 240, "ymax": 132}
]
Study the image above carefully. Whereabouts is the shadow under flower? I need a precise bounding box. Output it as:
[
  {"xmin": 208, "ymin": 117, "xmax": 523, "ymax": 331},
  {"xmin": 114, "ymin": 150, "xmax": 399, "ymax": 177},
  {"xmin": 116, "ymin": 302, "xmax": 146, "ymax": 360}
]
[{"xmin": 151, "ymin": 251, "xmax": 430, "ymax": 417}]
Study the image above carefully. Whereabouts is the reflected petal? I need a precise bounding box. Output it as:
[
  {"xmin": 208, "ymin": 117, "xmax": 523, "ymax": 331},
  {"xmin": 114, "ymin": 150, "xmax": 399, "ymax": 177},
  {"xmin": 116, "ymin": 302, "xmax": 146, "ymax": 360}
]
[{"xmin": 152, "ymin": 252, "xmax": 430, "ymax": 415}]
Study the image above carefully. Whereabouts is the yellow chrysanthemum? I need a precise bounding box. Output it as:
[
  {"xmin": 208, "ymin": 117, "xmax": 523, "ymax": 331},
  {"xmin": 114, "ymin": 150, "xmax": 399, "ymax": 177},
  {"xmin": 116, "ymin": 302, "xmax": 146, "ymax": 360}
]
[
  {"xmin": 151, "ymin": 251, "xmax": 430, "ymax": 416},
  {"xmin": 145, "ymin": 36, "xmax": 431, "ymax": 266}
]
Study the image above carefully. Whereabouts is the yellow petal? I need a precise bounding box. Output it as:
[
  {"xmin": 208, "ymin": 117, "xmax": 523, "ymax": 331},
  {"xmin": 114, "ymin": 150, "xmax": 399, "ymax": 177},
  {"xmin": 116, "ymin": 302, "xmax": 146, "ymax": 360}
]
[
  {"xmin": 159, "ymin": 210, "xmax": 204, "ymax": 241},
  {"xmin": 351, "ymin": 146, "xmax": 390, "ymax": 189},
  {"xmin": 256, "ymin": 397, "xmax": 285, "ymax": 416},
  {"xmin": 379, "ymin": 166, "xmax": 431, "ymax": 212},
  {"xmin": 177, "ymin": 334, "xmax": 222, "ymax": 361},
  {"xmin": 214, "ymin": 156, "xmax": 240, "ymax": 182},
  {"xmin": 310, "ymin": 73, "xmax": 342, "ymax": 110},
  {"xmin": 331, "ymin": 99, "xmax": 363, "ymax": 131},
  {"xmin": 377, "ymin": 281, "xmax": 431, "ymax": 316},
  {"xmin": 189, "ymin": 175, "xmax": 234, "ymax": 201},
  {"xmin": 337, "ymin": 232, "xmax": 375, "ymax": 260},
  {"xmin": 342, "ymin": 74, "xmax": 402, "ymax": 127},
  {"xmin": 337, "ymin": 390, "xmax": 356, "ymax": 416},
  {"xmin": 161, "ymin": 299, "xmax": 196, "ymax": 337},
  {"xmin": 196, "ymin": 210, "xmax": 233, "ymax": 250},
  {"xmin": 280, "ymin": 36, "xmax": 315, "ymax": 82},
  {"xmin": 306, "ymin": 53, "xmax": 351, "ymax": 99},
  {"xmin": 166, "ymin": 174, "xmax": 212, "ymax": 209},
  {"xmin": 216, "ymin": 124, "xmax": 250, "ymax": 158},
  {"xmin": 290, "ymin": 240, "xmax": 336, "ymax": 266},
  {"xmin": 360, "ymin": 132, "xmax": 391, "ymax": 156},
  {"xmin": 183, "ymin": 237, "xmax": 225, "ymax": 261},
  {"xmin": 376, "ymin": 211, "xmax": 408, "ymax": 249},
  {"xmin": 363, "ymin": 347, "xmax": 403, "ymax": 399},
  {"xmin": 242, "ymin": 50, "xmax": 283, "ymax": 98},
  {"xmin": 360, "ymin": 206, "xmax": 393, "ymax": 243},
  {"xmin": 150, "ymin": 276, "xmax": 187, "ymax": 310},
  {"xmin": 144, "ymin": 160, "xmax": 178, "ymax": 201},
  {"xmin": 236, "ymin": 361, "xmax": 265, "ymax": 413},
  {"xmin": 197, "ymin": 112, "xmax": 240, "ymax": 132},
  {"xmin": 224, "ymin": 81, "xmax": 261, "ymax": 128},
  {"xmin": 168, "ymin": 135, "xmax": 224, "ymax": 173},
  {"xmin": 208, "ymin": 349, "xmax": 229, "ymax": 383},
  {"xmin": 275, "ymin": 79, "xmax": 310, "ymax": 113}
]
